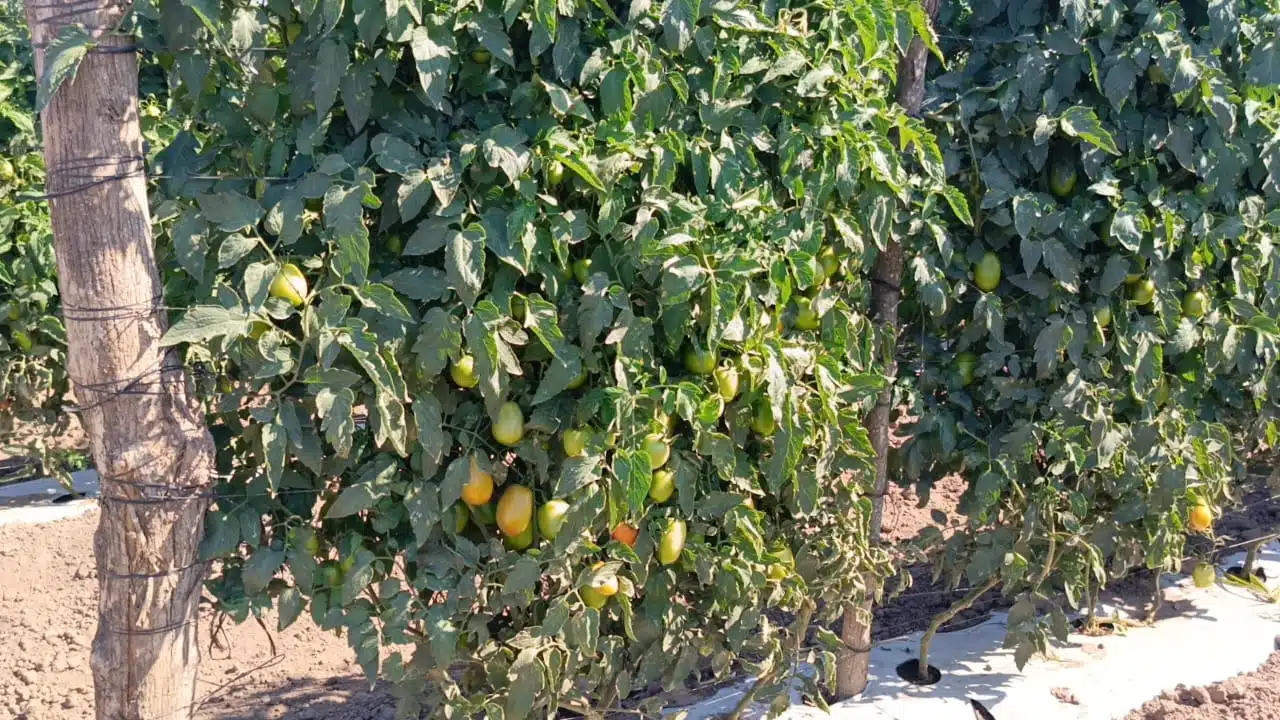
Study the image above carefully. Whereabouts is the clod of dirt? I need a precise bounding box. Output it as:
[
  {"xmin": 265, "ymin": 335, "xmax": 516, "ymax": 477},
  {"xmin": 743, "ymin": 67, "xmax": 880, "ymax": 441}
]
[{"xmin": 1051, "ymin": 687, "xmax": 1080, "ymax": 705}]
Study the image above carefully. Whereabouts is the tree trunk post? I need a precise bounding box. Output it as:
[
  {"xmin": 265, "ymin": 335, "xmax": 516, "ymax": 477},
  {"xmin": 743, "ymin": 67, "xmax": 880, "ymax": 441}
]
[
  {"xmin": 23, "ymin": 2, "xmax": 216, "ymax": 718},
  {"xmin": 835, "ymin": 0, "xmax": 940, "ymax": 699}
]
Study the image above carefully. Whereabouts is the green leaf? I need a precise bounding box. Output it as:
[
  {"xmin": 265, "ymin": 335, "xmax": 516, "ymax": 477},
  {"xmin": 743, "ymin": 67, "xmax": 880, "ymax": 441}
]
[
  {"xmin": 242, "ymin": 545, "xmax": 285, "ymax": 594},
  {"xmin": 1042, "ymin": 239, "xmax": 1079, "ymax": 290},
  {"xmin": 262, "ymin": 422, "xmax": 286, "ymax": 489},
  {"xmin": 1034, "ymin": 317, "xmax": 1070, "ymax": 379},
  {"xmin": 1246, "ymin": 38, "xmax": 1279, "ymax": 87},
  {"xmin": 556, "ymin": 455, "xmax": 601, "ymax": 496},
  {"xmin": 161, "ymin": 306, "xmax": 251, "ymax": 346},
  {"xmin": 358, "ymin": 283, "xmax": 413, "ymax": 323},
  {"xmin": 317, "ymin": 387, "xmax": 357, "ymax": 457},
  {"xmin": 661, "ymin": 0, "xmax": 697, "ymax": 51},
  {"xmin": 410, "ymin": 398, "xmax": 445, "ymax": 483},
  {"xmin": 482, "ymin": 127, "xmax": 532, "ymax": 184},
  {"xmin": 372, "ymin": 134, "xmax": 427, "ymax": 175},
  {"xmin": 278, "ymin": 587, "xmax": 305, "ymax": 631},
  {"xmin": 327, "ymin": 482, "xmax": 377, "ymax": 518},
  {"xmin": 36, "ymin": 25, "xmax": 94, "ymax": 112},
  {"xmin": 404, "ymin": 218, "xmax": 449, "ymax": 255},
  {"xmin": 218, "ymin": 234, "xmax": 259, "ymax": 269},
  {"xmin": 411, "ymin": 24, "xmax": 455, "ymax": 111},
  {"xmin": 1099, "ymin": 255, "xmax": 1129, "ymax": 294},
  {"xmin": 941, "ymin": 186, "xmax": 973, "ymax": 226},
  {"xmin": 198, "ymin": 193, "xmax": 264, "ymax": 232},
  {"xmin": 412, "ymin": 308, "xmax": 463, "ymax": 376},
  {"xmin": 313, "ymin": 39, "xmax": 349, "ymax": 119},
  {"xmin": 383, "ymin": 267, "xmax": 450, "ymax": 302},
  {"xmin": 171, "ymin": 212, "xmax": 210, "ymax": 278},
  {"xmin": 325, "ymin": 183, "xmax": 370, "ymax": 285},
  {"xmin": 445, "ymin": 225, "xmax": 486, "ymax": 306},
  {"xmin": 1058, "ymin": 106, "xmax": 1119, "ymax": 155},
  {"xmin": 506, "ymin": 556, "xmax": 541, "ymax": 597},
  {"xmin": 405, "ymin": 481, "xmax": 440, "ymax": 548},
  {"xmin": 505, "ymin": 647, "xmax": 544, "ymax": 720},
  {"xmin": 440, "ymin": 456, "xmax": 471, "ymax": 511},
  {"xmin": 472, "ymin": 13, "xmax": 515, "ymax": 66}
]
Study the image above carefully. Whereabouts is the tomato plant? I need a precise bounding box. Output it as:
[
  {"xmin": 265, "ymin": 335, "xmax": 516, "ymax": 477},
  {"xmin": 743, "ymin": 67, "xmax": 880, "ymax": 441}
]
[
  {"xmin": 139, "ymin": 0, "xmax": 957, "ymax": 715},
  {"xmin": 0, "ymin": 18, "xmax": 71, "ymax": 472},
  {"xmin": 898, "ymin": 0, "xmax": 1278, "ymax": 670}
]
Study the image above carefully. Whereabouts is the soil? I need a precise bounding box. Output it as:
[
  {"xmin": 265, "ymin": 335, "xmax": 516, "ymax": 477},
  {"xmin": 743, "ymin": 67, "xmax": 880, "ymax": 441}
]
[
  {"xmin": 0, "ymin": 511, "xmax": 397, "ymax": 720},
  {"xmin": 1124, "ymin": 653, "xmax": 1280, "ymax": 720}
]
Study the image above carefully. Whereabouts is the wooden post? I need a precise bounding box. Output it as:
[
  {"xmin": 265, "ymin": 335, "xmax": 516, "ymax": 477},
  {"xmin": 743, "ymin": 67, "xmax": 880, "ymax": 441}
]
[
  {"xmin": 835, "ymin": 0, "xmax": 940, "ymax": 698},
  {"xmin": 23, "ymin": 1, "xmax": 216, "ymax": 718}
]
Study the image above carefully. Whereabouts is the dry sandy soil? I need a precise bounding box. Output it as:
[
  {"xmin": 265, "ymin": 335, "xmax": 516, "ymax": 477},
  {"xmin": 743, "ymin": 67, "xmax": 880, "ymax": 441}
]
[{"xmin": 1, "ymin": 471, "xmax": 1277, "ymax": 718}]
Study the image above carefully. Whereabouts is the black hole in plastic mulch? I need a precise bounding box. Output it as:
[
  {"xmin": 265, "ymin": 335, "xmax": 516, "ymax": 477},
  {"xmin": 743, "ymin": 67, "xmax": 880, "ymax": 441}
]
[
  {"xmin": 1226, "ymin": 565, "xmax": 1268, "ymax": 582},
  {"xmin": 52, "ymin": 492, "xmax": 83, "ymax": 504},
  {"xmin": 896, "ymin": 659, "xmax": 942, "ymax": 685}
]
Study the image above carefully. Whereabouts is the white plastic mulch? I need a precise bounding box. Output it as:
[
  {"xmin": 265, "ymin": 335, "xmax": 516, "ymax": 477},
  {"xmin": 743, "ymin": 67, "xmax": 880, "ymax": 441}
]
[{"xmin": 680, "ymin": 544, "xmax": 1280, "ymax": 720}]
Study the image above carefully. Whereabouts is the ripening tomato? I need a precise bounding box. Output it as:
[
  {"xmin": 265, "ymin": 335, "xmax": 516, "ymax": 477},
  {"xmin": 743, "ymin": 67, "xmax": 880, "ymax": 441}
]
[
  {"xmin": 496, "ymin": 485, "xmax": 534, "ymax": 538},
  {"xmin": 1188, "ymin": 503, "xmax": 1213, "ymax": 533},
  {"xmin": 611, "ymin": 522, "xmax": 638, "ymax": 547},
  {"xmin": 461, "ymin": 457, "xmax": 493, "ymax": 506}
]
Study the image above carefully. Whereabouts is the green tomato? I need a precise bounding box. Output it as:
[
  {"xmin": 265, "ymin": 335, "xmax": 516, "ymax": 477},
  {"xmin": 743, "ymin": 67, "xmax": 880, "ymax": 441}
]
[
  {"xmin": 562, "ymin": 429, "xmax": 588, "ymax": 457},
  {"xmin": 751, "ymin": 403, "xmax": 777, "ymax": 437},
  {"xmin": 565, "ymin": 368, "xmax": 587, "ymax": 390},
  {"xmin": 537, "ymin": 500, "xmax": 570, "ymax": 540},
  {"xmin": 974, "ymin": 252, "xmax": 1001, "ymax": 292},
  {"xmin": 385, "ymin": 233, "xmax": 403, "ymax": 254},
  {"xmin": 1094, "ymin": 305, "xmax": 1112, "ymax": 329},
  {"xmin": 955, "ymin": 351, "xmax": 977, "ymax": 387},
  {"xmin": 818, "ymin": 246, "xmax": 840, "ymax": 279},
  {"xmin": 1192, "ymin": 562, "xmax": 1215, "ymax": 588},
  {"xmin": 492, "ymin": 402, "xmax": 525, "ymax": 446},
  {"xmin": 643, "ymin": 433, "xmax": 670, "ymax": 470},
  {"xmin": 451, "ymin": 354, "xmax": 479, "ymax": 389},
  {"xmin": 572, "ymin": 258, "xmax": 593, "ymax": 284},
  {"xmin": 683, "ymin": 347, "xmax": 717, "ymax": 375},
  {"xmin": 269, "ymin": 263, "xmax": 308, "ymax": 307},
  {"xmin": 1129, "ymin": 278, "xmax": 1156, "ymax": 306},
  {"xmin": 794, "ymin": 297, "xmax": 820, "ymax": 331},
  {"xmin": 649, "ymin": 469, "xmax": 675, "ymax": 504},
  {"xmin": 547, "ymin": 160, "xmax": 566, "ymax": 187},
  {"xmin": 1182, "ymin": 289, "xmax": 1208, "ymax": 319},
  {"xmin": 471, "ymin": 48, "xmax": 492, "ymax": 64},
  {"xmin": 0, "ymin": 158, "xmax": 15, "ymax": 182},
  {"xmin": 581, "ymin": 584, "xmax": 609, "ymax": 609},
  {"xmin": 1048, "ymin": 157, "xmax": 1078, "ymax": 198},
  {"xmin": 714, "ymin": 366, "xmax": 740, "ymax": 401},
  {"xmin": 11, "ymin": 330, "xmax": 32, "ymax": 352}
]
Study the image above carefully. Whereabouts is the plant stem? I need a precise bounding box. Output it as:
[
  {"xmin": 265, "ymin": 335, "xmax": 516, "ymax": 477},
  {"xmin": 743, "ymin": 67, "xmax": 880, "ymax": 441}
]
[
  {"xmin": 727, "ymin": 600, "xmax": 814, "ymax": 720},
  {"xmin": 918, "ymin": 577, "xmax": 998, "ymax": 682}
]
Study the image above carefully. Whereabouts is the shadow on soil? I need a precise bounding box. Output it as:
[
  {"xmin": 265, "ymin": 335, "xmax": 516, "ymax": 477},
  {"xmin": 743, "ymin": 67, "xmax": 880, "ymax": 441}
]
[{"xmin": 196, "ymin": 674, "xmax": 398, "ymax": 720}]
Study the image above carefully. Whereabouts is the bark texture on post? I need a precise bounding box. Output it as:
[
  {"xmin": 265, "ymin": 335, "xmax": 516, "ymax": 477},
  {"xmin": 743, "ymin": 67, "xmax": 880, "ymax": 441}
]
[
  {"xmin": 24, "ymin": 2, "xmax": 216, "ymax": 718},
  {"xmin": 835, "ymin": 0, "xmax": 940, "ymax": 699}
]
